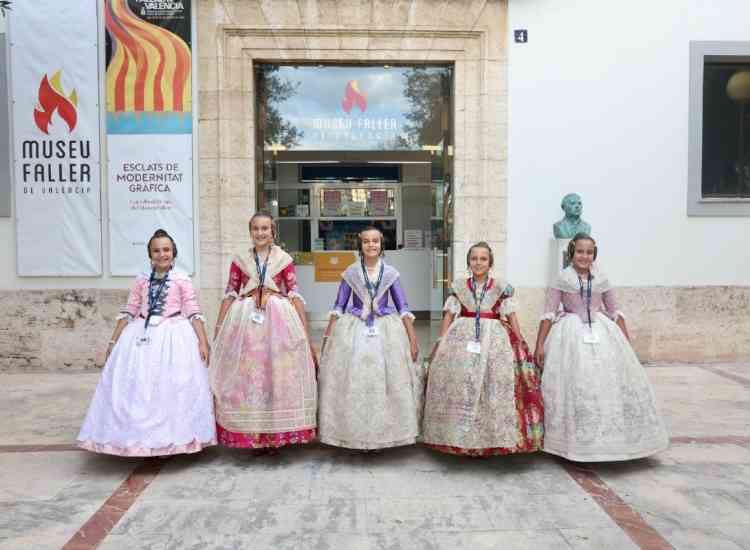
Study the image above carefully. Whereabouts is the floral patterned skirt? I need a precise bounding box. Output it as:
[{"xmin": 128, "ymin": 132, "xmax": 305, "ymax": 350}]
[
  {"xmin": 423, "ymin": 318, "xmax": 544, "ymax": 456},
  {"xmin": 216, "ymin": 424, "xmax": 317, "ymax": 449},
  {"xmin": 210, "ymin": 295, "xmax": 317, "ymax": 446}
]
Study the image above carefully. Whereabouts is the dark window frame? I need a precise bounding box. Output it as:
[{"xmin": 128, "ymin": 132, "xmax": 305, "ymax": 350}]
[{"xmin": 688, "ymin": 41, "xmax": 750, "ymax": 216}]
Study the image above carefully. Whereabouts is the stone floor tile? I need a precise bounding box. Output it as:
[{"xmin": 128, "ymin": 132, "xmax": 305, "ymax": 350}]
[
  {"xmin": 593, "ymin": 455, "xmax": 750, "ymax": 532},
  {"xmin": 112, "ymin": 497, "xmax": 367, "ymax": 538},
  {"xmin": 365, "ymin": 496, "xmax": 495, "ymax": 533},
  {"xmin": 0, "ymin": 499, "xmax": 104, "ymax": 549},
  {"xmin": 661, "ymin": 527, "xmax": 747, "ymax": 550},
  {"xmin": 0, "ymin": 451, "xmax": 129, "ymax": 502},
  {"xmin": 647, "ymin": 367, "xmax": 750, "ymax": 437},
  {"xmin": 432, "ymin": 529, "xmax": 572, "ymax": 550},
  {"xmin": 656, "ymin": 442, "xmax": 750, "ymax": 465},
  {"xmin": 559, "ymin": 526, "xmax": 639, "ymax": 550},
  {"xmin": 144, "ymin": 448, "xmax": 314, "ymax": 503},
  {"xmin": 299, "ymin": 533, "xmax": 372, "ymax": 550},
  {"xmin": 0, "ymin": 373, "xmax": 100, "ymax": 445},
  {"xmin": 482, "ymin": 492, "xmax": 614, "ymax": 530},
  {"xmin": 99, "ymin": 532, "xmax": 301, "ymax": 550}
]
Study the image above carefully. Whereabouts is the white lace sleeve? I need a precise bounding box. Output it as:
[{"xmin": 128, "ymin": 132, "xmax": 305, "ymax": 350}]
[
  {"xmin": 443, "ymin": 295, "xmax": 461, "ymax": 315},
  {"xmin": 500, "ymin": 296, "xmax": 518, "ymax": 316},
  {"xmin": 288, "ymin": 290, "xmax": 306, "ymax": 305}
]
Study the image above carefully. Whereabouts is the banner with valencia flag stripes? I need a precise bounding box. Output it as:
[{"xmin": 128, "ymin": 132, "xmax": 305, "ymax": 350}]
[{"xmin": 106, "ymin": 0, "xmax": 195, "ymax": 275}]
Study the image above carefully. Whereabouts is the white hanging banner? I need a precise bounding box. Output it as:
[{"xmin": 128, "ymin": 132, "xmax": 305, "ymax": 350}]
[
  {"xmin": 105, "ymin": 0, "xmax": 194, "ymax": 275},
  {"xmin": 107, "ymin": 134, "xmax": 195, "ymax": 275},
  {"xmin": 9, "ymin": 1, "xmax": 102, "ymax": 276}
]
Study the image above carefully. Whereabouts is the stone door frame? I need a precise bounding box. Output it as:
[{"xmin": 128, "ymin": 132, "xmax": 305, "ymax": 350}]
[{"xmin": 211, "ymin": 26, "xmax": 508, "ymax": 283}]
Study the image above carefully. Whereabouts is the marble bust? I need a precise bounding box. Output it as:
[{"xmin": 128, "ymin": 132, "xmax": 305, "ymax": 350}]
[{"xmin": 553, "ymin": 193, "xmax": 592, "ymax": 239}]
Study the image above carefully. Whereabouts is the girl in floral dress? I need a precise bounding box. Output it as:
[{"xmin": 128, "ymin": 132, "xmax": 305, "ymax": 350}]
[
  {"xmin": 77, "ymin": 229, "xmax": 216, "ymax": 456},
  {"xmin": 422, "ymin": 241, "xmax": 543, "ymax": 457},
  {"xmin": 535, "ymin": 233, "xmax": 668, "ymax": 461},
  {"xmin": 210, "ymin": 212, "xmax": 318, "ymax": 451},
  {"xmin": 318, "ymin": 227, "xmax": 424, "ymax": 451}
]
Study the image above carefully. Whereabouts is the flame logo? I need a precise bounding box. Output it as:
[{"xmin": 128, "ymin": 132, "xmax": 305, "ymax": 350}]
[
  {"xmin": 342, "ymin": 80, "xmax": 367, "ymax": 113},
  {"xmin": 105, "ymin": 0, "xmax": 191, "ymax": 114},
  {"xmin": 34, "ymin": 71, "xmax": 78, "ymax": 134}
]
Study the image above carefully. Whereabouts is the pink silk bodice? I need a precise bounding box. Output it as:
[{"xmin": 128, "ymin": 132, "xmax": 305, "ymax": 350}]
[
  {"xmin": 542, "ymin": 266, "xmax": 623, "ymax": 322},
  {"xmin": 120, "ymin": 270, "xmax": 203, "ymax": 321}
]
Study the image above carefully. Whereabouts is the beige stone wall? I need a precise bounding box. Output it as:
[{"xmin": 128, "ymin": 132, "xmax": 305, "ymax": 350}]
[
  {"xmin": 514, "ymin": 286, "xmax": 750, "ymax": 363},
  {"xmin": 2, "ymin": 285, "xmax": 747, "ymax": 371}
]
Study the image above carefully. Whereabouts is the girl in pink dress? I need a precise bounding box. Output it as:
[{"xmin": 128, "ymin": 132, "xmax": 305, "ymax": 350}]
[
  {"xmin": 77, "ymin": 229, "xmax": 216, "ymax": 456},
  {"xmin": 210, "ymin": 212, "xmax": 318, "ymax": 450}
]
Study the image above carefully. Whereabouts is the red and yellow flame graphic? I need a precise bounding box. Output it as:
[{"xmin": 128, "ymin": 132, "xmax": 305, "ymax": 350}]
[
  {"xmin": 34, "ymin": 71, "xmax": 78, "ymax": 134},
  {"xmin": 342, "ymin": 80, "xmax": 367, "ymax": 113},
  {"xmin": 105, "ymin": 0, "xmax": 191, "ymax": 113}
]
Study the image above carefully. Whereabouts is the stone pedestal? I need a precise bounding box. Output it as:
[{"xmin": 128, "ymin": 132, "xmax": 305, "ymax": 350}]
[{"xmin": 550, "ymin": 237, "xmax": 571, "ymax": 282}]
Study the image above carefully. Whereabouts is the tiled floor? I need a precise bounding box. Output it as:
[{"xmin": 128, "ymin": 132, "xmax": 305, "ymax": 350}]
[{"xmin": 1, "ymin": 360, "xmax": 749, "ymax": 549}]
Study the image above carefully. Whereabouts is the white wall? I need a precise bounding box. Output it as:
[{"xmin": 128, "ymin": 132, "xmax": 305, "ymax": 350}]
[{"xmin": 507, "ymin": 0, "xmax": 750, "ymax": 287}]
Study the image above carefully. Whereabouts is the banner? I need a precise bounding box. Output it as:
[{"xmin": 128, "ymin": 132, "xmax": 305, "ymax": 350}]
[
  {"xmin": 9, "ymin": 2, "xmax": 102, "ymax": 275},
  {"xmin": 105, "ymin": 0, "xmax": 194, "ymax": 275}
]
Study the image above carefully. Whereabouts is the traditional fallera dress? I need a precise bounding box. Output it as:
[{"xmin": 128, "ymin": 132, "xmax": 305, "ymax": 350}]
[
  {"xmin": 540, "ymin": 266, "xmax": 669, "ymax": 461},
  {"xmin": 318, "ymin": 260, "xmax": 424, "ymax": 450},
  {"xmin": 422, "ymin": 278, "xmax": 544, "ymax": 457},
  {"xmin": 210, "ymin": 246, "xmax": 317, "ymax": 448},
  {"xmin": 77, "ymin": 269, "xmax": 217, "ymax": 456}
]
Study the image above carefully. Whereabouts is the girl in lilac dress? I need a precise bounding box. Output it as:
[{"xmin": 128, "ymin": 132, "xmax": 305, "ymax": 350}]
[
  {"xmin": 318, "ymin": 227, "xmax": 424, "ymax": 450},
  {"xmin": 77, "ymin": 229, "xmax": 216, "ymax": 456},
  {"xmin": 535, "ymin": 233, "xmax": 668, "ymax": 461}
]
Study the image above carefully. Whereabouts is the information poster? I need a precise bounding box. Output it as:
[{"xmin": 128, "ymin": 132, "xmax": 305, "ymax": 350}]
[
  {"xmin": 314, "ymin": 252, "xmax": 356, "ymax": 282},
  {"xmin": 105, "ymin": 0, "xmax": 194, "ymax": 274}
]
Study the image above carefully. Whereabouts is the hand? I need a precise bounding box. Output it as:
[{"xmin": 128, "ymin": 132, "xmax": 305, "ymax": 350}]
[
  {"xmin": 310, "ymin": 343, "xmax": 320, "ymax": 370},
  {"xmin": 199, "ymin": 341, "xmax": 210, "ymax": 365},
  {"xmin": 105, "ymin": 342, "xmax": 114, "ymax": 362},
  {"xmin": 534, "ymin": 347, "xmax": 545, "ymax": 370},
  {"xmin": 427, "ymin": 342, "xmax": 438, "ymax": 364},
  {"xmin": 410, "ymin": 339, "xmax": 419, "ymax": 362}
]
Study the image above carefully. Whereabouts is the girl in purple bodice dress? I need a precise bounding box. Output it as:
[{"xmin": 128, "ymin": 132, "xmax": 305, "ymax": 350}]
[{"xmin": 318, "ymin": 227, "xmax": 424, "ymax": 450}]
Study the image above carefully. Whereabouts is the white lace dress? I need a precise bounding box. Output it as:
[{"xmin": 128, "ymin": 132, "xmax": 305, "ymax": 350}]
[{"xmin": 540, "ymin": 267, "xmax": 669, "ymax": 461}]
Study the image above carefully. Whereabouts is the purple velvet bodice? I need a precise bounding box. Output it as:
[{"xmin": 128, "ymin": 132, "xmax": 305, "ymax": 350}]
[{"xmin": 333, "ymin": 278, "xmax": 410, "ymax": 320}]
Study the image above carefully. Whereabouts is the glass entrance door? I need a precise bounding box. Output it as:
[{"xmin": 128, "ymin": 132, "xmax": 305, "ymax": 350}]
[{"xmin": 255, "ymin": 63, "xmax": 453, "ymax": 328}]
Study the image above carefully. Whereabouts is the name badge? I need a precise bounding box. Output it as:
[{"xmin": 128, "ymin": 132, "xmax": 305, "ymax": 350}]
[
  {"xmin": 251, "ymin": 311, "xmax": 266, "ymax": 325},
  {"xmin": 136, "ymin": 336, "xmax": 151, "ymax": 347},
  {"xmin": 466, "ymin": 341, "xmax": 481, "ymax": 354},
  {"xmin": 366, "ymin": 325, "xmax": 379, "ymax": 337},
  {"xmin": 582, "ymin": 326, "xmax": 599, "ymax": 344}
]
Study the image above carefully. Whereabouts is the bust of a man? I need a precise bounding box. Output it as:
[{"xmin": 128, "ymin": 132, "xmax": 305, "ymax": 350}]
[{"xmin": 553, "ymin": 193, "xmax": 591, "ymax": 238}]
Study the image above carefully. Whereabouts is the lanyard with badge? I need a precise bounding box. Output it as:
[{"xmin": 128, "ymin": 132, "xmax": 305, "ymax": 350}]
[
  {"xmin": 361, "ymin": 257, "xmax": 384, "ymax": 337},
  {"xmin": 578, "ymin": 272, "xmax": 598, "ymax": 344},
  {"xmin": 251, "ymin": 248, "xmax": 270, "ymax": 324},
  {"xmin": 467, "ymin": 277, "xmax": 488, "ymax": 354},
  {"xmin": 138, "ymin": 268, "xmax": 170, "ymax": 345}
]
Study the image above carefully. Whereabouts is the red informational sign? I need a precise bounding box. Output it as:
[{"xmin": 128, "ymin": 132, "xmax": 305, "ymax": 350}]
[
  {"xmin": 370, "ymin": 190, "xmax": 388, "ymax": 216},
  {"xmin": 322, "ymin": 189, "xmax": 342, "ymax": 216}
]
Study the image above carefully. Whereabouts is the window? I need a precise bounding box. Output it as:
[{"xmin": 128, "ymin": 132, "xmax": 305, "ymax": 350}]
[{"xmin": 689, "ymin": 42, "xmax": 750, "ymax": 216}]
